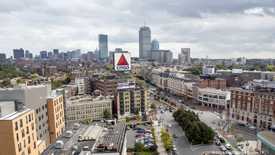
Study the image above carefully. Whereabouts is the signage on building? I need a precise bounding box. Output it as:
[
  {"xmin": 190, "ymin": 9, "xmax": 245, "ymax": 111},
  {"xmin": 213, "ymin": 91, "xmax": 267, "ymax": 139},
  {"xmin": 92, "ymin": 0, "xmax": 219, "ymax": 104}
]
[
  {"xmin": 232, "ymin": 69, "xmax": 243, "ymax": 74},
  {"xmin": 117, "ymin": 82, "xmax": 135, "ymax": 89},
  {"xmin": 114, "ymin": 53, "xmax": 131, "ymax": 71}
]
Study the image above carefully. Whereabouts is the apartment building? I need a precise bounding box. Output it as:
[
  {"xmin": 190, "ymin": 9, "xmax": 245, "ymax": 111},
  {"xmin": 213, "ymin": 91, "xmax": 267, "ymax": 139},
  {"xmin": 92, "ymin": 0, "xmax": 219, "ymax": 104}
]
[
  {"xmin": 230, "ymin": 88, "xmax": 275, "ymax": 129},
  {"xmin": 47, "ymin": 94, "xmax": 65, "ymax": 143},
  {"xmin": 0, "ymin": 85, "xmax": 52, "ymax": 146},
  {"xmin": 66, "ymin": 96, "xmax": 112, "ymax": 123},
  {"xmin": 217, "ymin": 70, "xmax": 275, "ymax": 81},
  {"xmin": 75, "ymin": 77, "xmax": 90, "ymax": 95},
  {"xmin": 95, "ymin": 77, "xmax": 135, "ymax": 96},
  {"xmin": 197, "ymin": 88, "xmax": 230, "ymax": 109},
  {"xmin": 0, "ymin": 102, "xmax": 38, "ymax": 155},
  {"xmin": 114, "ymin": 89, "xmax": 149, "ymax": 119}
]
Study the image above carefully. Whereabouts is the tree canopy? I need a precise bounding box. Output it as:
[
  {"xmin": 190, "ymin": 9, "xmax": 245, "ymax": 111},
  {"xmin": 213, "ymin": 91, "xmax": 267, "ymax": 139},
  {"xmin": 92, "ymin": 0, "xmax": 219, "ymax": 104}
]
[
  {"xmin": 0, "ymin": 64, "xmax": 22, "ymax": 80},
  {"xmin": 103, "ymin": 109, "xmax": 112, "ymax": 119},
  {"xmin": 183, "ymin": 66, "xmax": 202, "ymax": 75}
]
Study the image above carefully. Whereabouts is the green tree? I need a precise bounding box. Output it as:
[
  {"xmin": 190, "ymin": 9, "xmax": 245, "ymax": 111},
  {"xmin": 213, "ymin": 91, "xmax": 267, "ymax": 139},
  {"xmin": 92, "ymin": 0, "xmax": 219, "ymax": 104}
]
[
  {"xmin": 31, "ymin": 73, "xmax": 39, "ymax": 78},
  {"xmin": 143, "ymin": 113, "xmax": 148, "ymax": 120},
  {"xmin": 134, "ymin": 108, "xmax": 140, "ymax": 115},
  {"xmin": 16, "ymin": 78, "xmax": 24, "ymax": 84},
  {"xmin": 230, "ymin": 124, "xmax": 235, "ymax": 131},
  {"xmin": 103, "ymin": 109, "xmax": 112, "ymax": 119},
  {"xmin": 164, "ymin": 98, "xmax": 168, "ymax": 102},
  {"xmin": 236, "ymin": 137, "xmax": 244, "ymax": 142},
  {"xmin": 150, "ymin": 102, "xmax": 157, "ymax": 109},
  {"xmin": 2, "ymin": 78, "xmax": 11, "ymax": 87},
  {"xmin": 183, "ymin": 66, "xmax": 202, "ymax": 75},
  {"xmin": 136, "ymin": 79, "xmax": 146, "ymax": 86},
  {"xmin": 215, "ymin": 65, "xmax": 227, "ymax": 70},
  {"xmin": 126, "ymin": 117, "xmax": 130, "ymax": 122},
  {"xmin": 134, "ymin": 142, "xmax": 144, "ymax": 152},
  {"xmin": 137, "ymin": 114, "xmax": 140, "ymax": 122},
  {"xmin": 266, "ymin": 65, "xmax": 275, "ymax": 71}
]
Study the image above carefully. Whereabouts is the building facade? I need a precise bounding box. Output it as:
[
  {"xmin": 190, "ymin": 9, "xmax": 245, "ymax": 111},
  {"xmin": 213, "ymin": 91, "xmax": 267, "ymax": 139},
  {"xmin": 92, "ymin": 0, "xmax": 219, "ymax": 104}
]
[
  {"xmin": 151, "ymin": 39, "xmax": 159, "ymax": 51},
  {"xmin": 47, "ymin": 94, "xmax": 65, "ymax": 143},
  {"xmin": 0, "ymin": 107, "xmax": 38, "ymax": 155},
  {"xmin": 13, "ymin": 48, "xmax": 24, "ymax": 59},
  {"xmin": 179, "ymin": 48, "xmax": 191, "ymax": 64},
  {"xmin": 114, "ymin": 89, "xmax": 149, "ymax": 119},
  {"xmin": 139, "ymin": 26, "xmax": 151, "ymax": 60},
  {"xmin": 257, "ymin": 131, "xmax": 275, "ymax": 155},
  {"xmin": 66, "ymin": 96, "xmax": 112, "ymax": 123},
  {"xmin": 98, "ymin": 34, "xmax": 108, "ymax": 60},
  {"xmin": 230, "ymin": 88, "xmax": 275, "ymax": 129}
]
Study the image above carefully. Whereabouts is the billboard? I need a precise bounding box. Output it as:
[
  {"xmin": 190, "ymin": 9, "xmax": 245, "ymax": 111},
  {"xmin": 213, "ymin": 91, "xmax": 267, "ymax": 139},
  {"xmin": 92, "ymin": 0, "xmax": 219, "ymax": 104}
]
[
  {"xmin": 114, "ymin": 53, "xmax": 131, "ymax": 71},
  {"xmin": 232, "ymin": 69, "xmax": 242, "ymax": 73},
  {"xmin": 117, "ymin": 82, "xmax": 135, "ymax": 89}
]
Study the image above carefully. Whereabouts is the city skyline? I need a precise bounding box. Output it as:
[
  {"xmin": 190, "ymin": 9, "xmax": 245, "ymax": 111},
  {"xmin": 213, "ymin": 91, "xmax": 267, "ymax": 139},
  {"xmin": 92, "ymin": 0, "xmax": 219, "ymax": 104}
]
[{"xmin": 1, "ymin": 0, "xmax": 275, "ymax": 59}]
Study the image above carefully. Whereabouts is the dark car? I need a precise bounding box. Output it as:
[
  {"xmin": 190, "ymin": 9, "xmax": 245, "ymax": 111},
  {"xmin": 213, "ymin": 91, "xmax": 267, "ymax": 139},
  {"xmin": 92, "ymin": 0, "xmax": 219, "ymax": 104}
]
[
  {"xmin": 238, "ymin": 123, "xmax": 245, "ymax": 127},
  {"xmin": 220, "ymin": 138, "xmax": 225, "ymax": 143},
  {"xmin": 137, "ymin": 130, "xmax": 145, "ymax": 133},
  {"xmin": 173, "ymin": 134, "xmax": 178, "ymax": 138}
]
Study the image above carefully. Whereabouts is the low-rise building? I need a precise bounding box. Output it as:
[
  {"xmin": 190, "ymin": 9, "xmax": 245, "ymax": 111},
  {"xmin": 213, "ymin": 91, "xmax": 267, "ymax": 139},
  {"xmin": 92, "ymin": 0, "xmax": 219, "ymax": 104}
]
[
  {"xmin": 257, "ymin": 131, "xmax": 275, "ymax": 155},
  {"xmin": 66, "ymin": 96, "xmax": 112, "ymax": 123}
]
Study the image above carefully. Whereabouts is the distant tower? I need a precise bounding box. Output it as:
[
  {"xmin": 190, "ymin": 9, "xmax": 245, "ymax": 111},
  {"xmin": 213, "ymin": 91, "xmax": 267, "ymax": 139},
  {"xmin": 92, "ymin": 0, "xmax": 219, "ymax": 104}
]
[
  {"xmin": 151, "ymin": 39, "xmax": 159, "ymax": 51},
  {"xmin": 98, "ymin": 34, "xmax": 108, "ymax": 60},
  {"xmin": 139, "ymin": 26, "xmax": 151, "ymax": 60}
]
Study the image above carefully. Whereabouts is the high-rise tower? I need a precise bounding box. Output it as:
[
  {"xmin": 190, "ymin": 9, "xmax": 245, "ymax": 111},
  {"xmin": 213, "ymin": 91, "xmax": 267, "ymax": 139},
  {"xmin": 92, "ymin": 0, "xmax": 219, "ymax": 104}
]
[
  {"xmin": 98, "ymin": 34, "xmax": 108, "ymax": 60},
  {"xmin": 139, "ymin": 26, "xmax": 151, "ymax": 60},
  {"xmin": 151, "ymin": 39, "xmax": 159, "ymax": 51}
]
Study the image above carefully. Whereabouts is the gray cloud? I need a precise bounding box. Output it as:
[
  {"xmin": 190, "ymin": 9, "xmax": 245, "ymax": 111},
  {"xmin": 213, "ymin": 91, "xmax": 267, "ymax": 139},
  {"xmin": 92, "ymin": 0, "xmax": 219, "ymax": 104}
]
[{"xmin": 0, "ymin": 0, "xmax": 275, "ymax": 58}]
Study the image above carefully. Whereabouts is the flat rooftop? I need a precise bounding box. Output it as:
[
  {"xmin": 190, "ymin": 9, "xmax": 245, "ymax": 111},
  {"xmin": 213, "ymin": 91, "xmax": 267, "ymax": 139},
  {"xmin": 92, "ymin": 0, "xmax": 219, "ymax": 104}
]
[
  {"xmin": 257, "ymin": 131, "xmax": 275, "ymax": 147},
  {"xmin": 0, "ymin": 109, "xmax": 32, "ymax": 120}
]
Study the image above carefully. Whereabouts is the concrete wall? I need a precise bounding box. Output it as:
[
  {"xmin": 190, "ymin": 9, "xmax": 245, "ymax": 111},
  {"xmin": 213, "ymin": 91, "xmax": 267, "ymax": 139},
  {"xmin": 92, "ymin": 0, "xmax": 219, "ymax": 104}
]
[{"xmin": 0, "ymin": 101, "xmax": 16, "ymax": 118}]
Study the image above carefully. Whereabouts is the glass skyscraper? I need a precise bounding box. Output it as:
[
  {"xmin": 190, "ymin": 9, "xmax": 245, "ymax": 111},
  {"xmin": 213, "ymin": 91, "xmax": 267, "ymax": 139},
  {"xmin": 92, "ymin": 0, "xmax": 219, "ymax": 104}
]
[
  {"xmin": 98, "ymin": 34, "xmax": 108, "ymax": 60},
  {"xmin": 139, "ymin": 26, "xmax": 151, "ymax": 60},
  {"xmin": 151, "ymin": 39, "xmax": 159, "ymax": 51}
]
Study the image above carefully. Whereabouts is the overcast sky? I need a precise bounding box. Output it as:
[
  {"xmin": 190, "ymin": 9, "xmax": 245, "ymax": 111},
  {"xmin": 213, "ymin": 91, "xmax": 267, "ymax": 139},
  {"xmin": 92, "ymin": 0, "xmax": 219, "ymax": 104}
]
[{"xmin": 1, "ymin": 0, "xmax": 275, "ymax": 59}]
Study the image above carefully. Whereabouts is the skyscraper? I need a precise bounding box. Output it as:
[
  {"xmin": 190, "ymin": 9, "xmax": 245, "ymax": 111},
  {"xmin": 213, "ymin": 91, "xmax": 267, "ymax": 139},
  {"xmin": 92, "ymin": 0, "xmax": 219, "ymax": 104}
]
[
  {"xmin": 151, "ymin": 39, "xmax": 159, "ymax": 51},
  {"xmin": 179, "ymin": 48, "xmax": 191, "ymax": 64},
  {"xmin": 139, "ymin": 26, "xmax": 151, "ymax": 60},
  {"xmin": 53, "ymin": 49, "xmax": 59, "ymax": 55},
  {"xmin": 40, "ymin": 51, "xmax": 48, "ymax": 59},
  {"xmin": 13, "ymin": 48, "xmax": 24, "ymax": 59},
  {"xmin": 98, "ymin": 34, "xmax": 108, "ymax": 60},
  {"xmin": 94, "ymin": 48, "xmax": 99, "ymax": 60}
]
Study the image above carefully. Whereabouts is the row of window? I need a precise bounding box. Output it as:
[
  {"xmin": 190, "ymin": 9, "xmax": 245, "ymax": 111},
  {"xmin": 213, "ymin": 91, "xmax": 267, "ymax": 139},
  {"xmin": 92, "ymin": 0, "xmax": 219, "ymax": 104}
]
[{"xmin": 15, "ymin": 114, "xmax": 34, "ymax": 131}]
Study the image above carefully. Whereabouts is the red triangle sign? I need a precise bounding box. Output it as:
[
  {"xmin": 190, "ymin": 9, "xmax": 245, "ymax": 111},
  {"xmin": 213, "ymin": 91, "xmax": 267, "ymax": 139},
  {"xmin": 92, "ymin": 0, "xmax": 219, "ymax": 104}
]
[{"xmin": 117, "ymin": 54, "xmax": 129, "ymax": 66}]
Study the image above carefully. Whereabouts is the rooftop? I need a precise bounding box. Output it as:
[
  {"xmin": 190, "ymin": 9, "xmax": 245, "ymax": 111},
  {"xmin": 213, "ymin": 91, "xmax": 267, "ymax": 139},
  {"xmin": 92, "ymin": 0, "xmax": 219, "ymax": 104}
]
[
  {"xmin": 66, "ymin": 96, "xmax": 112, "ymax": 106},
  {"xmin": 257, "ymin": 131, "xmax": 275, "ymax": 148},
  {"xmin": 0, "ymin": 109, "xmax": 32, "ymax": 120}
]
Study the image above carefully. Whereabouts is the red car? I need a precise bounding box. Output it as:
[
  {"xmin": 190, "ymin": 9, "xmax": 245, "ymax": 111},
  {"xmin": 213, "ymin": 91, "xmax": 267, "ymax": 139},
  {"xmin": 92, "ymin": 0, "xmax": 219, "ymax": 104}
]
[
  {"xmin": 144, "ymin": 130, "xmax": 151, "ymax": 133},
  {"xmin": 166, "ymin": 129, "xmax": 169, "ymax": 132}
]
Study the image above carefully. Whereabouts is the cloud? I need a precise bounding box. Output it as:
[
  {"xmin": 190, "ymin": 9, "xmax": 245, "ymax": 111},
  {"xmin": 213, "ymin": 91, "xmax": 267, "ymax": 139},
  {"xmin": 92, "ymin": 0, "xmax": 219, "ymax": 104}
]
[{"xmin": 0, "ymin": 0, "xmax": 275, "ymax": 58}]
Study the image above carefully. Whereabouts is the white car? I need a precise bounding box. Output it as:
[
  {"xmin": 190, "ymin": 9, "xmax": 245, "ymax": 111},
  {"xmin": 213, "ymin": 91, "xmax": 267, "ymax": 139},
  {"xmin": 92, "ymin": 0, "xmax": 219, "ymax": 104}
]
[
  {"xmin": 249, "ymin": 126, "xmax": 256, "ymax": 130},
  {"xmin": 220, "ymin": 145, "xmax": 227, "ymax": 151},
  {"xmin": 225, "ymin": 152, "xmax": 232, "ymax": 155},
  {"xmin": 232, "ymin": 151, "xmax": 241, "ymax": 155},
  {"xmin": 167, "ymin": 124, "xmax": 172, "ymax": 128},
  {"xmin": 225, "ymin": 144, "xmax": 231, "ymax": 150}
]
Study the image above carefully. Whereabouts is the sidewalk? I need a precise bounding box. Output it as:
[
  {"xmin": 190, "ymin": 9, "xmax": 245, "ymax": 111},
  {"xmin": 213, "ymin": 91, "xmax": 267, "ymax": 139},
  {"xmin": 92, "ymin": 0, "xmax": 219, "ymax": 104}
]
[{"xmin": 154, "ymin": 121, "xmax": 167, "ymax": 155}]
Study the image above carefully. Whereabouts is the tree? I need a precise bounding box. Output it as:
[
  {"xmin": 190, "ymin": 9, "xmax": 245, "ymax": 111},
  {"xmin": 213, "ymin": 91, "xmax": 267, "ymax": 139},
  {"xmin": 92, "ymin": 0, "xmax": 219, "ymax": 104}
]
[
  {"xmin": 134, "ymin": 108, "xmax": 140, "ymax": 115},
  {"xmin": 143, "ymin": 113, "xmax": 148, "ymax": 120},
  {"xmin": 16, "ymin": 78, "xmax": 24, "ymax": 84},
  {"xmin": 2, "ymin": 78, "xmax": 11, "ymax": 87},
  {"xmin": 126, "ymin": 117, "xmax": 130, "ymax": 122},
  {"xmin": 103, "ymin": 109, "xmax": 112, "ymax": 119},
  {"xmin": 137, "ymin": 114, "xmax": 140, "ymax": 122},
  {"xmin": 31, "ymin": 73, "xmax": 39, "ymax": 78},
  {"xmin": 230, "ymin": 124, "xmax": 235, "ymax": 131},
  {"xmin": 134, "ymin": 142, "xmax": 144, "ymax": 152},
  {"xmin": 150, "ymin": 102, "xmax": 156, "ymax": 109},
  {"xmin": 266, "ymin": 65, "xmax": 275, "ymax": 71},
  {"xmin": 136, "ymin": 79, "xmax": 146, "ymax": 86},
  {"xmin": 183, "ymin": 66, "xmax": 202, "ymax": 75},
  {"xmin": 236, "ymin": 137, "xmax": 244, "ymax": 142},
  {"xmin": 164, "ymin": 98, "xmax": 168, "ymax": 102}
]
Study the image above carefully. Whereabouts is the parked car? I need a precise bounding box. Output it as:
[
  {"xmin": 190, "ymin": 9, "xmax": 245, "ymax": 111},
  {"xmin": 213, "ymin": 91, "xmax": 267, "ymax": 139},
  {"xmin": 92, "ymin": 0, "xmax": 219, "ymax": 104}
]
[
  {"xmin": 232, "ymin": 151, "xmax": 241, "ymax": 155},
  {"xmin": 142, "ymin": 118, "xmax": 148, "ymax": 121},
  {"xmin": 215, "ymin": 141, "xmax": 221, "ymax": 146},
  {"xmin": 144, "ymin": 130, "xmax": 151, "ymax": 133},
  {"xmin": 225, "ymin": 144, "xmax": 231, "ymax": 150},
  {"xmin": 225, "ymin": 152, "xmax": 232, "ymax": 155},
  {"xmin": 217, "ymin": 134, "xmax": 222, "ymax": 139},
  {"xmin": 220, "ymin": 138, "xmax": 225, "ymax": 143},
  {"xmin": 137, "ymin": 130, "xmax": 145, "ymax": 133},
  {"xmin": 220, "ymin": 145, "xmax": 227, "ymax": 151},
  {"xmin": 126, "ymin": 126, "xmax": 130, "ymax": 130},
  {"xmin": 249, "ymin": 126, "xmax": 256, "ymax": 130},
  {"xmin": 173, "ymin": 134, "xmax": 178, "ymax": 138},
  {"xmin": 167, "ymin": 124, "xmax": 172, "ymax": 128},
  {"xmin": 144, "ymin": 123, "xmax": 147, "ymax": 126},
  {"xmin": 238, "ymin": 123, "xmax": 245, "ymax": 127}
]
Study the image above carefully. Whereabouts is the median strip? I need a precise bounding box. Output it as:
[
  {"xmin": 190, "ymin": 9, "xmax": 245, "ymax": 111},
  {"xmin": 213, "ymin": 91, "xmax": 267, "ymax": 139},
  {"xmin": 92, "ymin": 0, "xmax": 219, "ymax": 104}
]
[{"xmin": 219, "ymin": 133, "xmax": 237, "ymax": 152}]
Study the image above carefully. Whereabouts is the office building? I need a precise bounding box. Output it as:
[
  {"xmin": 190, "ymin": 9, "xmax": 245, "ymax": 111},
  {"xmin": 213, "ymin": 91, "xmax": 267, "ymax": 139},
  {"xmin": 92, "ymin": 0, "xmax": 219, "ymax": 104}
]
[
  {"xmin": 75, "ymin": 49, "xmax": 81, "ymax": 58},
  {"xmin": 66, "ymin": 96, "xmax": 112, "ymax": 123},
  {"xmin": 179, "ymin": 48, "xmax": 191, "ymax": 64},
  {"xmin": 139, "ymin": 26, "xmax": 151, "ymax": 60},
  {"xmin": 0, "ymin": 102, "xmax": 40, "ymax": 155},
  {"xmin": 94, "ymin": 48, "xmax": 100, "ymax": 60},
  {"xmin": 0, "ymin": 53, "xmax": 6, "ymax": 60},
  {"xmin": 152, "ymin": 50, "xmax": 173, "ymax": 64},
  {"xmin": 230, "ymin": 88, "xmax": 275, "ymax": 129},
  {"xmin": 13, "ymin": 48, "xmax": 24, "ymax": 59},
  {"xmin": 87, "ymin": 51, "xmax": 94, "ymax": 61},
  {"xmin": 151, "ymin": 39, "xmax": 159, "ymax": 51},
  {"xmin": 75, "ymin": 77, "xmax": 90, "ymax": 95},
  {"xmin": 98, "ymin": 34, "xmax": 108, "ymax": 60},
  {"xmin": 47, "ymin": 94, "xmax": 65, "ymax": 143},
  {"xmin": 202, "ymin": 66, "xmax": 215, "ymax": 75},
  {"xmin": 40, "ymin": 51, "xmax": 47, "ymax": 59},
  {"xmin": 0, "ymin": 85, "xmax": 52, "ymax": 147},
  {"xmin": 53, "ymin": 49, "xmax": 59, "ymax": 55},
  {"xmin": 48, "ymin": 52, "xmax": 53, "ymax": 58},
  {"xmin": 114, "ymin": 88, "xmax": 149, "ymax": 119},
  {"xmin": 45, "ymin": 66, "xmax": 57, "ymax": 76}
]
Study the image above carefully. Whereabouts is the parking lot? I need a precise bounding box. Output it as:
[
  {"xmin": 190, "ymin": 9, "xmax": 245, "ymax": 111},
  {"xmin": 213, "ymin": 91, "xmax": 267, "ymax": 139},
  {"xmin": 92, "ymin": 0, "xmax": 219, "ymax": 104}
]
[{"xmin": 126, "ymin": 124, "xmax": 152, "ymax": 147}]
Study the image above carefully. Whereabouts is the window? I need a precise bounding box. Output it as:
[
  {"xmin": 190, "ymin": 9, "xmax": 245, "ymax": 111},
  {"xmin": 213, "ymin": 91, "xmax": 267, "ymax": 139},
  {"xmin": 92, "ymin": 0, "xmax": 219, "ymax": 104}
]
[
  {"xmin": 42, "ymin": 105, "xmax": 44, "ymax": 110},
  {"xmin": 28, "ymin": 114, "xmax": 31, "ymax": 122},
  {"xmin": 31, "ymin": 123, "xmax": 34, "ymax": 130},
  {"xmin": 16, "ymin": 133, "xmax": 19, "ymax": 141},
  {"xmin": 34, "ymin": 141, "xmax": 36, "ymax": 149},
  {"xmin": 23, "ymin": 140, "xmax": 26, "ymax": 147},
  {"xmin": 26, "ymin": 126, "xmax": 29, "ymax": 134},
  {"xmin": 18, "ymin": 143, "xmax": 22, "ymax": 152},
  {"xmin": 15, "ymin": 122, "xmax": 18, "ymax": 131},
  {"xmin": 28, "ymin": 136, "xmax": 30, "ymax": 144},
  {"xmin": 20, "ymin": 119, "xmax": 23, "ymax": 127},
  {"xmin": 22, "ymin": 129, "xmax": 25, "ymax": 138},
  {"xmin": 25, "ymin": 116, "xmax": 28, "ymax": 124},
  {"xmin": 36, "ymin": 109, "xmax": 39, "ymax": 114}
]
